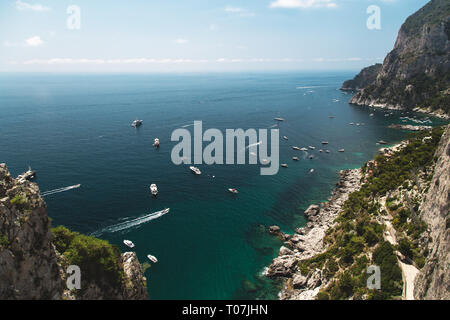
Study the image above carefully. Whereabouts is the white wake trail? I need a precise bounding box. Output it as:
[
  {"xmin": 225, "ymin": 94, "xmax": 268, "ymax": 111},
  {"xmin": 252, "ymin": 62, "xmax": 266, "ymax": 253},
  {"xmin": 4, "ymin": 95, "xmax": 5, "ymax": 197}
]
[
  {"xmin": 40, "ymin": 184, "xmax": 81, "ymax": 197},
  {"xmin": 92, "ymin": 208, "xmax": 170, "ymax": 236}
]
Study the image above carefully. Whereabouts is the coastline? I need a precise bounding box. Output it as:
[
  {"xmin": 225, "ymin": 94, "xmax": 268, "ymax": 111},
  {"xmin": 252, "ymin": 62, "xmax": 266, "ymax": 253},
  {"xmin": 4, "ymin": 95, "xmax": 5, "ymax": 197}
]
[{"xmin": 266, "ymin": 168, "xmax": 363, "ymax": 300}]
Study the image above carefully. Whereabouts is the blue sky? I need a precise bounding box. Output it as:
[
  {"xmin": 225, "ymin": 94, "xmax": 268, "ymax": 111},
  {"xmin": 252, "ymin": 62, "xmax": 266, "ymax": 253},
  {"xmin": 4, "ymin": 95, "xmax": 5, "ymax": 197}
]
[{"xmin": 0, "ymin": 0, "xmax": 429, "ymax": 72}]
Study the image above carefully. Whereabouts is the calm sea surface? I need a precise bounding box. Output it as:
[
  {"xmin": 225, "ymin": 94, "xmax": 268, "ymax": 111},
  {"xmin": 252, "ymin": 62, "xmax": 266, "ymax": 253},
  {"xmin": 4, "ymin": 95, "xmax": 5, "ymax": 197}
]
[{"xmin": 1, "ymin": 72, "xmax": 443, "ymax": 299}]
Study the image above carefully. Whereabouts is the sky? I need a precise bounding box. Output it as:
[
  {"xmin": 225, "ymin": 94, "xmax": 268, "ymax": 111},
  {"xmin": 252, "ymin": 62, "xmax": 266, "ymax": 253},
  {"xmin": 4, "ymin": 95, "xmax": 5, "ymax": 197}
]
[{"xmin": 0, "ymin": 0, "xmax": 430, "ymax": 72}]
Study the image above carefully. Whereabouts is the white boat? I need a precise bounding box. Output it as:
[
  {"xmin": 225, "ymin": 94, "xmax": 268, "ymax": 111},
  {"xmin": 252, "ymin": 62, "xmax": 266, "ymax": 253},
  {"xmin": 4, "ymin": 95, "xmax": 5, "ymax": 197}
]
[
  {"xmin": 326, "ymin": 150, "xmax": 330, "ymax": 153},
  {"xmin": 293, "ymin": 157, "xmax": 299, "ymax": 161},
  {"xmin": 300, "ymin": 147, "xmax": 308, "ymax": 151},
  {"xmin": 338, "ymin": 149, "xmax": 345, "ymax": 152},
  {"xmin": 292, "ymin": 146, "xmax": 301, "ymax": 151},
  {"xmin": 321, "ymin": 141, "xmax": 329, "ymax": 145},
  {"xmin": 349, "ymin": 122, "xmax": 354, "ymax": 125},
  {"xmin": 190, "ymin": 166, "xmax": 201, "ymax": 175},
  {"xmin": 147, "ymin": 255, "xmax": 158, "ymax": 263},
  {"xmin": 281, "ymin": 164, "xmax": 288, "ymax": 168},
  {"xmin": 131, "ymin": 119, "xmax": 143, "ymax": 127},
  {"xmin": 308, "ymin": 146, "xmax": 316, "ymax": 150},
  {"xmin": 310, "ymin": 169, "xmax": 315, "ymax": 173},
  {"xmin": 150, "ymin": 184, "xmax": 158, "ymax": 196},
  {"xmin": 319, "ymin": 149, "xmax": 323, "ymax": 153},
  {"xmin": 283, "ymin": 136, "xmax": 289, "ymax": 140},
  {"xmin": 17, "ymin": 166, "xmax": 36, "ymax": 182},
  {"xmin": 274, "ymin": 117, "xmax": 285, "ymax": 122},
  {"xmin": 370, "ymin": 113, "xmax": 374, "ymax": 117},
  {"xmin": 123, "ymin": 240, "xmax": 135, "ymax": 248},
  {"xmin": 309, "ymin": 155, "xmax": 314, "ymax": 159},
  {"xmin": 228, "ymin": 188, "xmax": 239, "ymax": 194},
  {"xmin": 153, "ymin": 138, "xmax": 160, "ymax": 148}
]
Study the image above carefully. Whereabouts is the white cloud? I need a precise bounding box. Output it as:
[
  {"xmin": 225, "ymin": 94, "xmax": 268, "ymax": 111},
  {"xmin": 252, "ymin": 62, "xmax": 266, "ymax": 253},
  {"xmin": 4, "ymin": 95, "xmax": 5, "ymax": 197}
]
[
  {"xmin": 25, "ymin": 36, "xmax": 44, "ymax": 47},
  {"xmin": 3, "ymin": 36, "xmax": 44, "ymax": 47},
  {"xmin": 224, "ymin": 6, "xmax": 255, "ymax": 17},
  {"xmin": 270, "ymin": 0, "xmax": 337, "ymax": 9},
  {"xmin": 16, "ymin": 0, "xmax": 51, "ymax": 12},
  {"xmin": 174, "ymin": 38, "xmax": 189, "ymax": 44}
]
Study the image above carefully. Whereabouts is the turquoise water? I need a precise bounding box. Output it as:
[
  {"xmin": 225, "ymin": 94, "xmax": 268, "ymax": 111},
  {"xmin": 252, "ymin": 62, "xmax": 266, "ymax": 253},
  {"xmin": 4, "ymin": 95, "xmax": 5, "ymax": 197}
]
[{"xmin": 0, "ymin": 72, "xmax": 443, "ymax": 299}]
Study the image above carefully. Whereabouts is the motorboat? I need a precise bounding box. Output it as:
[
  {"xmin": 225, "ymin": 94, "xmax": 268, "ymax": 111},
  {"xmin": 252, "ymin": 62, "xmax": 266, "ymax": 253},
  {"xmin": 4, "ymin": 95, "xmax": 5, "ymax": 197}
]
[
  {"xmin": 378, "ymin": 140, "xmax": 388, "ymax": 145},
  {"xmin": 153, "ymin": 138, "xmax": 160, "ymax": 148},
  {"xmin": 292, "ymin": 146, "xmax": 301, "ymax": 151},
  {"xmin": 131, "ymin": 119, "xmax": 143, "ymax": 127},
  {"xmin": 338, "ymin": 149, "xmax": 345, "ymax": 152},
  {"xmin": 190, "ymin": 166, "xmax": 202, "ymax": 175},
  {"xmin": 123, "ymin": 240, "xmax": 135, "ymax": 248},
  {"xmin": 283, "ymin": 136, "xmax": 289, "ymax": 140},
  {"xmin": 147, "ymin": 255, "xmax": 158, "ymax": 263},
  {"xmin": 300, "ymin": 147, "xmax": 308, "ymax": 151},
  {"xmin": 150, "ymin": 184, "xmax": 158, "ymax": 196},
  {"xmin": 293, "ymin": 157, "xmax": 299, "ymax": 161},
  {"xmin": 308, "ymin": 146, "xmax": 316, "ymax": 150},
  {"xmin": 321, "ymin": 141, "xmax": 329, "ymax": 145},
  {"xmin": 17, "ymin": 166, "xmax": 36, "ymax": 182},
  {"xmin": 274, "ymin": 117, "xmax": 285, "ymax": 122},
  {"xmin": 281, "ymin": 164, "xmax": 288, "ymax": 168},
  {"xmin": 228, "ymin": 188, "xmax": 239, "ymax": 194}
]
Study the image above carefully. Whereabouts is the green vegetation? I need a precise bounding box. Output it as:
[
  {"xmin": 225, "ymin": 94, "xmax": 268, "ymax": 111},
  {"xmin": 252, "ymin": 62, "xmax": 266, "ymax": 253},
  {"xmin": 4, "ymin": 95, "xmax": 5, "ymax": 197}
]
[
  {"xmin": 52, "ymin": 226, "xmax": 124, "ymax": 291},
  {"xmin": 0, "ymin": 234, "xmax": 10, "ymax": 247},
  {"xmin": 10, "ymin": 193, "xmax": 29, "ymax": 209},
  {"xmin": 312, "ymin": 127, "xmax": 445, "ymax": 300},
  {"xmin": 401, "ymin": 0, "xmax": 450, "ymax": 37}
]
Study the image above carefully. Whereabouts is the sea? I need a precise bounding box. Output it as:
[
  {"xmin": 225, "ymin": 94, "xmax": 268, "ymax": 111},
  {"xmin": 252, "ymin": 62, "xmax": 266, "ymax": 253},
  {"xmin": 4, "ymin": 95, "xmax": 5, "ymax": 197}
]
[{"xmin": 0, "ymin": 72, "xmax": 445, "ymax": 299}]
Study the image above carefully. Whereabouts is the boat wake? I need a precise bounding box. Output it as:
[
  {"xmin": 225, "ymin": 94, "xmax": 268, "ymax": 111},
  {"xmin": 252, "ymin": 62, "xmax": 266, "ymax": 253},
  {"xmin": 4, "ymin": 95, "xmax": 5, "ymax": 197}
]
[
  {"xmin": 92, "ymin": 208, "xmax": 170, "ymax": 236},
  {"xmin": 40, "ymin": 184, "xmax": 81, "ymax": 197}
]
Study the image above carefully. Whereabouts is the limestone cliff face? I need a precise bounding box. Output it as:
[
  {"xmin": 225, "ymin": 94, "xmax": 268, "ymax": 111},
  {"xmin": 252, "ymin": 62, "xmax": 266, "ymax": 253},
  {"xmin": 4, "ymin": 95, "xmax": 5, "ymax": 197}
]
[
  {"xmin": 347, "ymin": 0, "xmax": 450, "ymax": 117},
  {"xmin": 0, "ymin": 164, "xmax": 64, "ymax": 299},
  {"xmin": 414, "ymin": 126, "xmax": 450, "ymax": 300},
  {"xmin": 341, "ymin": 64, "xmax": 382, "ymax": 91},
  {"xmin": 0, "ymin": 164, "xmax": 148, "ymax": 300}
]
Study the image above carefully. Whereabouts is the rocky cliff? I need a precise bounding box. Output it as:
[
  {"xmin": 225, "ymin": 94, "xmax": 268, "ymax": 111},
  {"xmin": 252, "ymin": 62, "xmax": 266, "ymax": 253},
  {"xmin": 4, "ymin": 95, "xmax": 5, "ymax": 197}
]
[
  {"xmin": 341, "ymin": 64, "xmax": 382, "ymax": 91},
  {"xmin": 414, "ymin": 126, "xmax": 450, "ymax": 300},
  {"xmin": 347, "ymin": 0, "xmax": 450, "ymax": 118},
  {"xmin": 0, "ymin": 164, "xmax": 148, "ymax": 300}
]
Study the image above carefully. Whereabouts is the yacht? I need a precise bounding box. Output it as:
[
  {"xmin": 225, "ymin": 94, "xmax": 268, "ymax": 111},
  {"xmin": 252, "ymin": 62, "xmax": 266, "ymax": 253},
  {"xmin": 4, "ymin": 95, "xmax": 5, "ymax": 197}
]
[
  {"xmin": 326, "ymin": 150, "xmax": 330, "ymax": 153},
  {"xmin": 150, "ymin": 184, "xmax": 158, "ymax": 196},
  {"xmin": 338, "ymin": 149, "xmax": 345, "ymax": 152},
  {"xmin": 131, "ymin": 119, "xmax": 143, "ymax": 127},
  {"xmin": 123, "ymin": 240, "xmax": 135, "ymax": 248},
  {"xmin": 274, "ymin": 117, "xmax": 285, "ymax": 122},
  {"xmin": 293, "ymin": 157, "xmax": 299, "ymax": 161},
  {"xmin": 292, "ymin": 146, "xmax": 301, "ymax": 151},
  {"xmin": 281, "ymin": 164, "xmax": 288, "ymax": 168},
  {"xmin": 228, "ymin": 188, "xmax": 239, "ymax": 194},
  {"xmin": 153, "ymin": 138, "xmax": 160, "ymax": 148},
  {"xmin": 147, "ymin": 255, "xmax": 158, "ymax": 263},
  {"xmin": 378, "ymin": 140, "xmax": 388, "ymax": 145},
  {"xmin": 190, "ymin": 166, "xmax": 202, "ymax": 175},
  {"xmin": 283, "ymin": 136, "xmax": 289, "ymax": 140},
  {"xmin": 308, "ymin": 146, "xmax": 316, "ymax": 150},
  {"xmin": 17, "ymin": 166, "xmax": 36, "ymax": 182},
  {"xmin": 310, "ymin": 169, "xmax": 315, "ymax": 173},
  {"xmin": 300, "ymin": 147, "xmax": 308, "ymax": 151},
  {"xmin": 321, "ymin": 141, "xmax": 329, "ymax": 145}
]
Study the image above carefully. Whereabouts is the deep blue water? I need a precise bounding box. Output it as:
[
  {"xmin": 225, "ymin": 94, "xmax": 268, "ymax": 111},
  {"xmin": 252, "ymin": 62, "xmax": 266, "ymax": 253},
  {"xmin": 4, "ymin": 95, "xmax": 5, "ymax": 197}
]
[{"xmin": 0, "ymin": 72, "xmax": 442, "ymax": 299}]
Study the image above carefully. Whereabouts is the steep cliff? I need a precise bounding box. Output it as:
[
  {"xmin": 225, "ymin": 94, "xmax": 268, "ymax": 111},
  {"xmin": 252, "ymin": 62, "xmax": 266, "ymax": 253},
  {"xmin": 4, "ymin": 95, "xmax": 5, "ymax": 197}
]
[
  {"xmin": 414, "ymin": 126, "xmax": 450, "ymax": 300},
  {"xmin": 341, "ymin": 64, "xmax": 382, "ymax": 91},
  {"xmin": 0, "ymin": 164, "xmax": 148, "ymax": 300},
  {"xmin": 347, "ymin": 0, "xmax": 450, "ymax": 117}
]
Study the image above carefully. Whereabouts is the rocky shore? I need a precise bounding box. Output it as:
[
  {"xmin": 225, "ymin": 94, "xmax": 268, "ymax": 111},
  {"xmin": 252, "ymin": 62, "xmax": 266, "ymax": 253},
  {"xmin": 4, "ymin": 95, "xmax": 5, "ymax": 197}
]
[{"xmin": 266, "ymin": 169, "xmax": 362, "ymax": 300}]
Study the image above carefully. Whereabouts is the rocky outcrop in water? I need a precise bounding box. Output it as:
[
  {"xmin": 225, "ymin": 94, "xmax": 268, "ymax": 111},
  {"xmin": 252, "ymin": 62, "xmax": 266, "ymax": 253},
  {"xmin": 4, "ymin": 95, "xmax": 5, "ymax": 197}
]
[
  {"xmin": 414, "ymin": 126, "xmax": 450, "ymax": 300},
  {"xmin": 346, "ymin": 0, "xmax": 450, "ymax": 118},
  {"xmin": 0, "ymin": 164, "xmax": 148, "ymax": 300}
]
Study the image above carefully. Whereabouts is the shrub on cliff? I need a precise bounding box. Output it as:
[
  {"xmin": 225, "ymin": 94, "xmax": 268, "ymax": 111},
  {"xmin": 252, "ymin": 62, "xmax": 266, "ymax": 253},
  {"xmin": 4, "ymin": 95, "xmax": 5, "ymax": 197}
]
[{"xmin": 52, "ymin": 226, "xmax": 124, "ymax": 291}]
